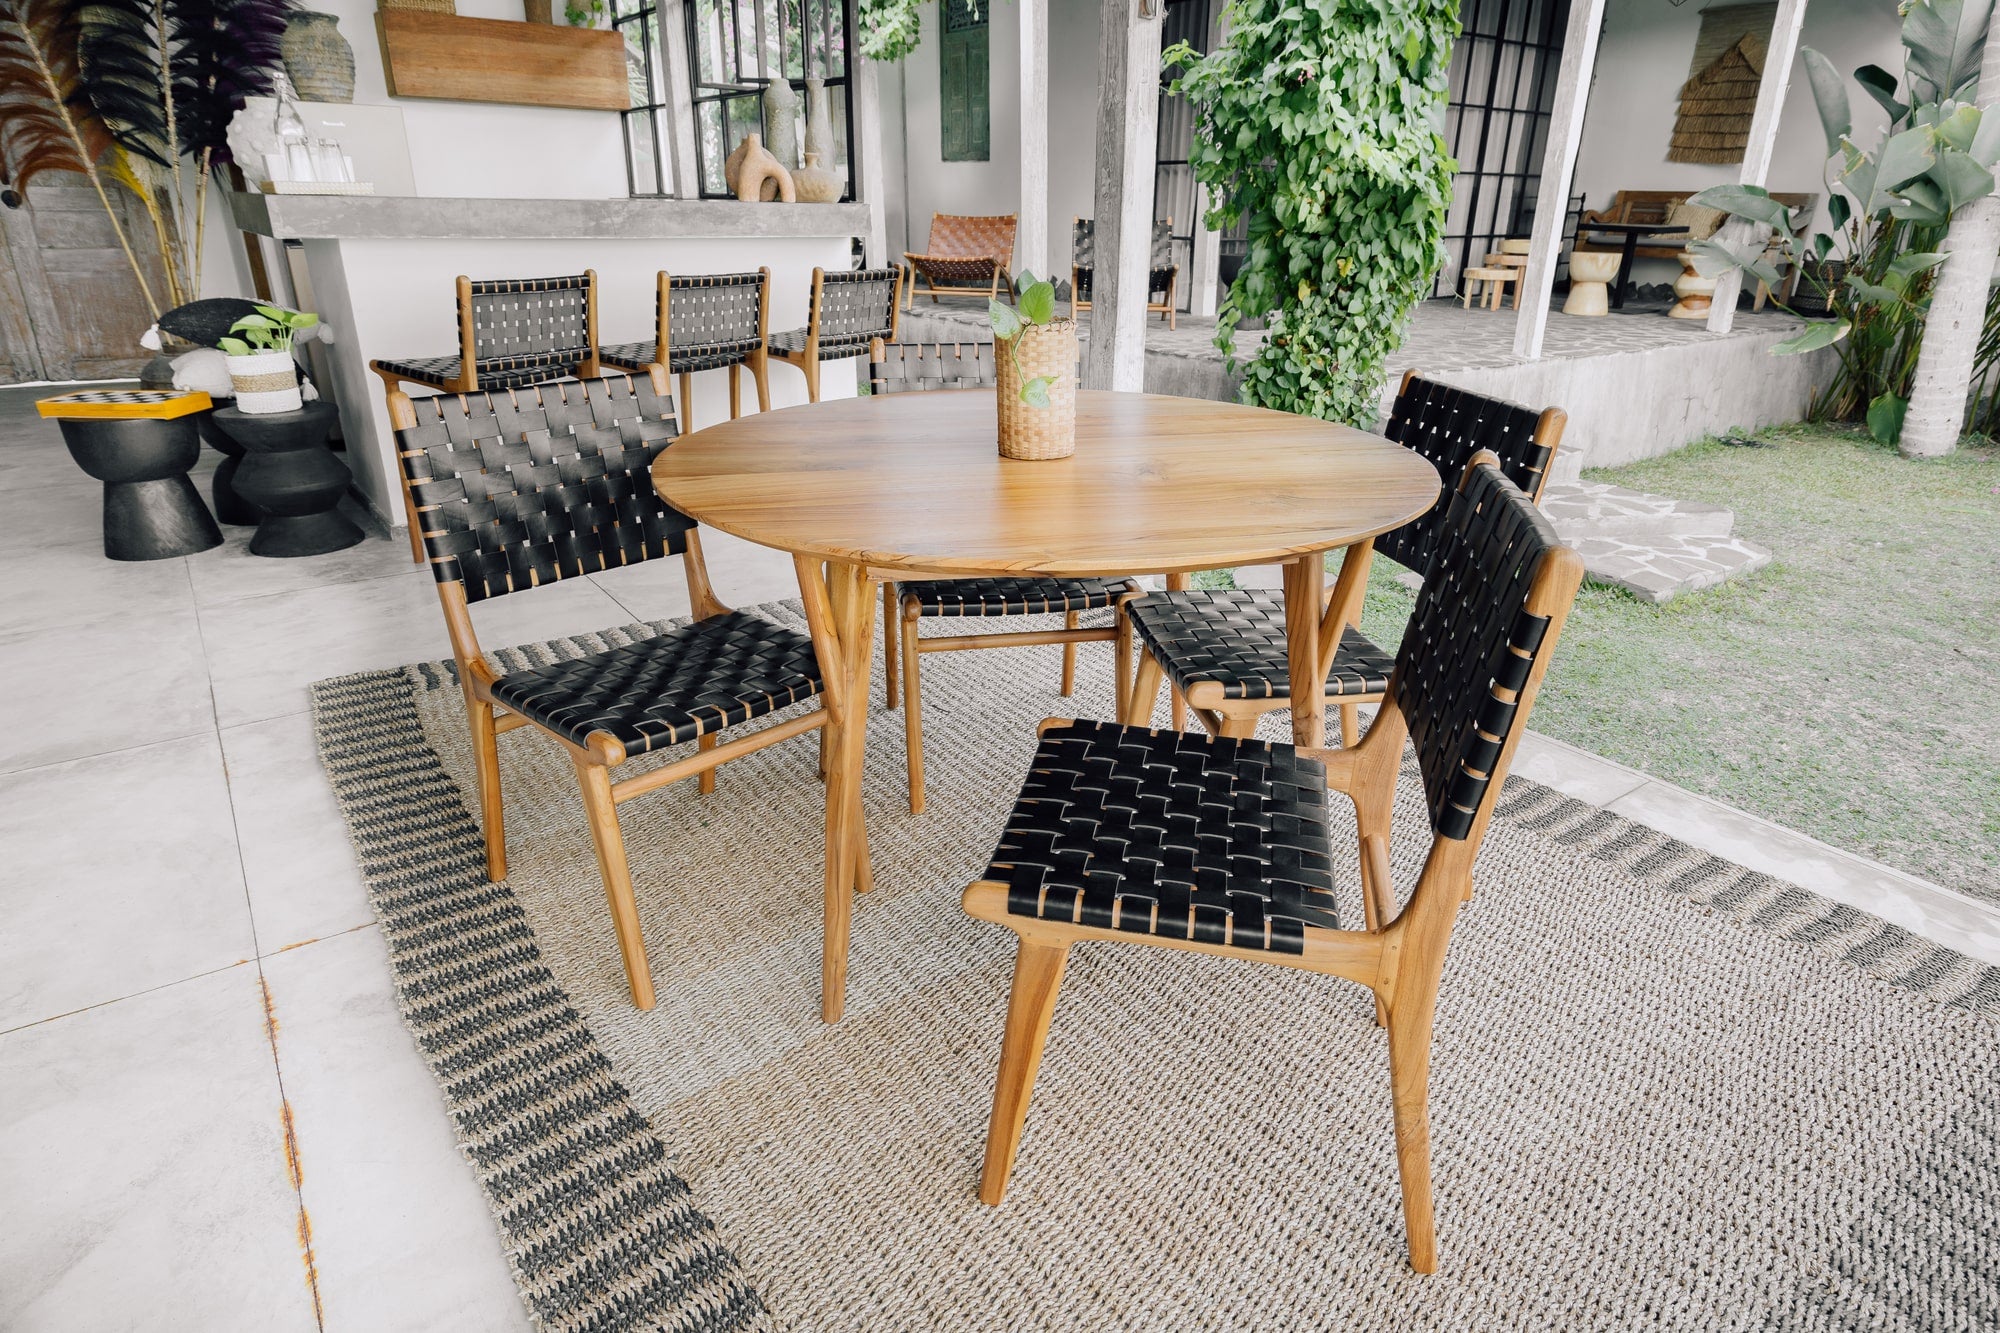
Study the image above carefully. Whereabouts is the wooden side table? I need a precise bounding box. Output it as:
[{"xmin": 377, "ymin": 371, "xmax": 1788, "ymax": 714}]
[
  {"xmin": 37, "ymin": 388, "xmax": 222, "ymax": 561},
  {"xmin": 213, "ymin": 403, "xmax": 365, "ymax": 557}
]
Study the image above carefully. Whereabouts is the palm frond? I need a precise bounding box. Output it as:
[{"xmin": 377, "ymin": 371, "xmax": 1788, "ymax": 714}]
[
  {"xmin": 173, "ymin": 0, "xmax": 292, "ymax": 162},
  {"xmin": 76, "ymin": 0, "xmax": 176, "ymax": 168},
  {"xmin": 0, "ymin": 0, "xmax": 113, "ymax": 201}
]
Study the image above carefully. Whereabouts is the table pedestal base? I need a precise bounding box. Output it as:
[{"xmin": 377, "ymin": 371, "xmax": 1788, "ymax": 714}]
[
  {"xmin": 219, "ymin": 403, "xmax": 365, "ymax": 558},
  {"xmin": 249, "ymin": 507, "xmax": 366, "ymax": 558}
]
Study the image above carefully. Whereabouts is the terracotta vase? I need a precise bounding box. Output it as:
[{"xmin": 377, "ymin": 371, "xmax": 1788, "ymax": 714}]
[
  {"xmin": 729, "ymin": 133, "xmax": 795, "ymax": 203},
  {"xmin": 995, "ymin": 320, "xmax": 1079, "ymax": 461},
  {"xmin": 762, "ymin": 77, "xmax": 799, "ymax": 168},
  {"xmin": 794, "ymin": 151, "xmax": 841, "ymax": 203},
  {"xmin": 281, "ymin": 12, "xmax": 355, "ymax": 103}
]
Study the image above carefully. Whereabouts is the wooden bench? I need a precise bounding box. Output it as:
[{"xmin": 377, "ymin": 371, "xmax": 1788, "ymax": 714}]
[{"xmin": 1577, "ymin": 189, "xmax": 1816, "ymax": 261}]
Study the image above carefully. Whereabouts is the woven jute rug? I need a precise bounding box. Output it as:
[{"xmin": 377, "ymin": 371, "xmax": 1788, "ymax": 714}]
[{"xmin": 311, "ymin": 602, "xmax": 2000, "ymax": 1333}]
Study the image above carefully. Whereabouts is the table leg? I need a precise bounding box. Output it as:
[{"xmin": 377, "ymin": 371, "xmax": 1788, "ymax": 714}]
[
  {"xmin": 796, "ymin": 555, "xmax": 876, "ymax": 1023},
  {"xmin": 1613, "ymin": 234, "xmax": 1638, "ymax": 310},
  {"xmin": 1284, "ymin": 552, "xmax": 1325, "ymax": 749}
]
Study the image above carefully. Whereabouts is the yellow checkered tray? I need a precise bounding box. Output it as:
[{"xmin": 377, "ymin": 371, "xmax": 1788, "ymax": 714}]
[{"xmin": 36, "ymin": 388, "xmax": 213, "ymax": 420}]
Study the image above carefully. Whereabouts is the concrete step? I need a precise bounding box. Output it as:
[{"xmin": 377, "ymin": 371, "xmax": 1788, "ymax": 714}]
[
  {"xmin": 1568, "ymin": 532, "xmax": 1773, "ymax": 603},
  {"xmin": 1540, "ymin": 481, "xmax": 1736, "ymax": 541}
]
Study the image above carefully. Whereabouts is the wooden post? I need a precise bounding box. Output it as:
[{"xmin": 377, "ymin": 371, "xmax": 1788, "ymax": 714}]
[
  {"xmin": 1512, "ymin": 0, "xmax": 1608, "ymax": 361},
  {"xmin": 1184, "ymin": 0, "xmax": 1226, "ymax": 319},
  {"xmin": 659, "ymin": 0, "xmax": 703, "ymax": 199},
  {"xmin": 1706, "ymin": 0, "xmax": 1809, "ymax": 333},
  {"xmin": 1018, "ymin": 0, "xmax": 1050, "ymax": 280},
  {"xmin": 1084, "ymin": 0, "xmax": 1165, "ymax": 392}
]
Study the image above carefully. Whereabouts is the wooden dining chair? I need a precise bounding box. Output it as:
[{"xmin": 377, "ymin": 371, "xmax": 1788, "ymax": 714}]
[
  {"xmin": 1071, "ymin": 216, "xmax": 1181, "ymax": 328},
  {"xmin": 903, "ymin": 213, "xmax": 1017, "ymax": 310},
  {"xmin": 865, "ymin": 337, "xmax": 1144, "ymax": 816},
  {"xmin": 1123, "ymin": 372, "xmax": 1565, "ymax": 747},
  {"xmin": 963, "ymin": 454, "xmax": 1584, "ymax": 1274},
  {"xmin": 371, "ymin": 271, "xmax": 604, "ymax": 561},
  {"xmin": 600, "ymin": 268, "xmax": 772, "ymax": 426},
  {"xmin": 769, "ymin": 267, "xmax": 904, "ymax": 403},
  {"xmin": 385, "ymin": 369, "xmax": 850, "ymax": 1015}
]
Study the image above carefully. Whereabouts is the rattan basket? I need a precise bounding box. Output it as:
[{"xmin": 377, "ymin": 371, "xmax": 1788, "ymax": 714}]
[{"xmin": 995, "ymin": 319, "xmax": 1078, "ymax": 461}]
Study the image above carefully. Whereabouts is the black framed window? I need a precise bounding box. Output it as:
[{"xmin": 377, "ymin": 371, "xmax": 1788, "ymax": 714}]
[
  {"xmin": 615, "ymin": 0, "xmax": 673, "ymax": 196},
  {"xmin": 685, "ymin": 0, "xmax": 858, "ymax": 201},
  {"xmin": 1439, "ymin": 0, "xmax": 1572, "ymax": 294}
]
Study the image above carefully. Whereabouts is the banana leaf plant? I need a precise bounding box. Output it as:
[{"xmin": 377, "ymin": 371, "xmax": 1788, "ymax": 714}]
[{"xmin": 1686, "ymin": 0, "xmax": 2000, "ymax": 440}]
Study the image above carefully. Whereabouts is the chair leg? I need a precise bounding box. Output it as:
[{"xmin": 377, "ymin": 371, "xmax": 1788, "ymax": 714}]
[
  {"xmin": 1122, "ymin": 648, "xmax": 1165, "ymax": 727},
  {"xmin": 728, "ymin": 363, "xmax": 742, "ymax": 419},
  {"xmin": 570, "ymin": 754, "xmax": 656, "ymax": 1010},
  {"xmin": 977, "ymin": 936, "xmax": 1071, "ymax": 1206},
  {"xmin": 883, "ymin": 581, "xmax": 899, "ymax": 709},
  {"xmin": 678, "ymin": 371, "xmax": 694, "ymax": 430},
  {"xmin": 804, "ymin": 356, "xmax": 821, "ymax": 403},
  {"xmin": 1170, "ymin": 682, "xmax": 1187, "ymax": 732},
  {"xmin": 1113, "ymin": 608, "xmax": 1133, "ymax": 712},
  {"xmin": 901, "ymin": 608, "xmax": 926, "ymax": 814},
  {"xmin": 466, "ymin": 697, "xmax": 506, "ymax": 881},
  {"xmin": 1216, "ymin": 711, "xmax": 1260, "ymax": 740},
  {"xmin": 1059, "ymin": 610, "xmax": 1079, "ymax": 696},
  {"xmin": 1385, "ymin": 955, "xmax": 1447, "ymax": 1274},
  {"xmin": 1340, "ymin": 703, "xmax": 1360, "ymax": 748},
  {"xmin": 750, "ymin": 350, "xmax": 772, "ymax": 412},
  {"xmin": 697, "ymin": 730, "xmax": 717, "ymax": 795}
]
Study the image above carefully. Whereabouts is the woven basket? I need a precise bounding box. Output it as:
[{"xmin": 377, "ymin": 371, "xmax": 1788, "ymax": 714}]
[
  {"xmin": 995, "ymin": 319, "xmax": 1078, "ymax": 461},
  {"xmin": 381, "ymin": 0, "xmax": 456, "ymax": 13}
]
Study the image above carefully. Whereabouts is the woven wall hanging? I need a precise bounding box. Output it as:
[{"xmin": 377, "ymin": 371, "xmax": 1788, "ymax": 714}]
[{"xmin": 1668, "ymin": 2, "xmax": 1776, "ymax": 164}]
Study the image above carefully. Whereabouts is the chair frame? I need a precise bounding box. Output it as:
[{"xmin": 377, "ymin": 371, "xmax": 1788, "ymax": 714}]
[
  {"xmin": 385, "ymin": 366, "xmax": 857, "ymax": 1016},
  {"xmin": 1123, "ymin": 371, "xmax": 1566, "ymax": 749},
  {"xmin": 770, "ymin": 266, "xmax": 905, "ymax": 403},
  {"xmin": 965, "ymin": 454, "xmax": 1586, "ymax": 1274},
  {"xmin": 903, "ymin": 213, "xmax": 1018, "ymax": 311},
  {"xmin": 1071, "ymin": 215, "xmax": 1181, "ymax": 330},
  {"xmin": 616, "ymin": 268, "xmax": 773, "ymax": 425},
  {"xmin": 372, "ymin": 271, "xmax": 604, "ymax": 562}
]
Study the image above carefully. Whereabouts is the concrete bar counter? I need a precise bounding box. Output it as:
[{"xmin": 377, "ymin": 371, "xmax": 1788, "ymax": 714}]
[{"xmin": 231, "ymin": 192, "xmax": 872, "ymax": 535}]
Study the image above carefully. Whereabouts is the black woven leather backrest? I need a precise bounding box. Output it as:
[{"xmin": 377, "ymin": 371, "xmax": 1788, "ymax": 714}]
[
  {"xmin": 869, "ymin": 340, "xmax": 997, "ymax": 392},
  {"xmin": 1072, "ymin": 218, "xmax": 1174, "ymax": 268},
  {"xmin": 395, "ymin": 375, "xmax": 693, "ymax": 604},
  {"xmin": 1379, "ymin": 376, "xmax": 1556, "ymax": 574},
  {"xmin": 666, "ymin": 271, "xmax": 764, "ymax": 348},
  {"xmin": 464, "ymin": 274, "xmax": 593, "ymax": 362},
  {"xmin": 817, "ymin": 268, "xmax": 902, "ymax": 344},
  {"xmin": 1390, "ymin": 461, "xmax": 1563, "ymax": 841}
]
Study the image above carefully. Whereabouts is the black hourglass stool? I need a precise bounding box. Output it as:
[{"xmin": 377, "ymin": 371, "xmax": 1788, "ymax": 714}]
[
  {"xmin": 213, "ymin": 402, "xmax": 365, "ymax": 557},
  {"xmin": 37, "ymin": 388, "xmax": 223, "ymax": 561},
  {"xmin": 194, "ymin": 411, "xmax": 261, "ymax": 526}
]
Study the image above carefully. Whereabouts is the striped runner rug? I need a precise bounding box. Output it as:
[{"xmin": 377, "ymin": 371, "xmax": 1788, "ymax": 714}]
[{"xmin": 312, "ymin": 603, "xmax": 1998, "ymax": 1333}]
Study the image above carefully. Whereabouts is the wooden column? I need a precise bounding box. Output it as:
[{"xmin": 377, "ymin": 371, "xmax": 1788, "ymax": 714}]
[
  {"xmin": 1706, "ymin": 0, "xmax": 1809, "ymax": 332},
  {"xmin": 658, "ymin": 0, "xmax": 703, "ymax": 199},
  {"xmin": 1512, "ymin": 0, "xmax": 1608, "ymax": 361},
  {"xmin": 1018, "ymin": 0, "xmax": 1050, "ymax": 280},
  {"xmin": 1084, "ymin": 0, "xmax": 1165, "ymax": 392},
  {"xmin": 855, "ymin": 58, "xmax": 891, "ymax": 266}
]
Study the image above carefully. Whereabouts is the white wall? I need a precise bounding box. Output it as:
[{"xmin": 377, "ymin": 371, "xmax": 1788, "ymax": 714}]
[{"xmin": 1575, "ymin": 0, "xmax": 1902, "ymax": 282}]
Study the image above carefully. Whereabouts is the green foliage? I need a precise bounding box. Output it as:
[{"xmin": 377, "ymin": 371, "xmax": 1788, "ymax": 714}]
[
  {"xmin": 217, "ymin": 303, "xmax": 316, "ymax": 356},
  {"xmin": 858, "ymin": 0, "xmax": 922, "ymax": 61},
  {"xmin": 1689, "ymin": 0, "xmax": 1999, "ymax": 441},
  {"xmin": 1165, "ymin": 0, "xmax": 1458, "ymax": 426},
  {"xmin": 989, "ymin": 270, "xmax": 1063, "ymax": 406}
]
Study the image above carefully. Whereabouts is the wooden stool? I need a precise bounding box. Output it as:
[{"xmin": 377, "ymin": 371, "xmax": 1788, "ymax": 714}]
[{"xmin": 1462, "ymin": 266, "xmax": 1517, "ymax": 311}]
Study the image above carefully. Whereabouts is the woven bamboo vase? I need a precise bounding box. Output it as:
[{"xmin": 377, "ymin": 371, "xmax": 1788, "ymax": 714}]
[{"xmin": 996, "ymin": 319, "xmax": 1078, "ymax": 460}]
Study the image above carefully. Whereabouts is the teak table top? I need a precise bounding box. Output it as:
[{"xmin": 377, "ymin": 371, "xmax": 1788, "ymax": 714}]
[{"xmin": 651, "ymin": 391, "xmax": 1441, "ymax": 576}]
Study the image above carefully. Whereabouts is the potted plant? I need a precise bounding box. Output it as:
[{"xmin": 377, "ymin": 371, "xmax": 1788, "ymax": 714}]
[
  {"xmin": 989, "ymin": 272, "xmax": 1077, "ymax": 460},
  {"xmin": 218, "ymin": 305, "xmax": 319, "ymax": 414}
]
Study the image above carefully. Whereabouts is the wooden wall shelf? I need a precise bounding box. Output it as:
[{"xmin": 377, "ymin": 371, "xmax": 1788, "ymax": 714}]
[{"xmin": 375, "ymin": 9, "xmax": 629, "ymax": 112}]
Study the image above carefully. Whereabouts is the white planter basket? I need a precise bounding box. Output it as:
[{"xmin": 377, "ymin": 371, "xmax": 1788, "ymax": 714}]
[{"xmin": 227, "ymin": 349, "xmax": 302, "ymax": 414}]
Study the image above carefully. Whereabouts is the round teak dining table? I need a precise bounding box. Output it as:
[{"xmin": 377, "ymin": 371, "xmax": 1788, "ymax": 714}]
[{"xmin": 652, "ymin": 389, "xmax": 1439, "ymax": 1020}]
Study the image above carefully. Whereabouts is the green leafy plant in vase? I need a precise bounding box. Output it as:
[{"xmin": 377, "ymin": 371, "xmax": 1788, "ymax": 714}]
[
  {"xmin": 219, "ymin": 305, "xmax": 319, "ymax": 415},
  {"xmin": 989, "ymin": 271, "xmax": 1079, "ymax": 460}
]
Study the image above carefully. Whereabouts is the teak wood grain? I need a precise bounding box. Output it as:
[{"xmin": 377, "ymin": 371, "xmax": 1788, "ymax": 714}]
[
  {"xmin": 651, "ymin": 391, "xmax": 1441, "ymax": 578},
  {"xmin": 375, "ymin": 10, "xmax": 629, "ymax": 112}
]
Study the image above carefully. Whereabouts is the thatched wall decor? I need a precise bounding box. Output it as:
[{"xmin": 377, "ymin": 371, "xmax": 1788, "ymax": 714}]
[{"xmin": 1668, "ymin": 2, "xmax": 1776, "ymax": 165}]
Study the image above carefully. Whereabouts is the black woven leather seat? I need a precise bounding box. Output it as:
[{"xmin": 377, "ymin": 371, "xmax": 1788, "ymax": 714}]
[
  {"xmin": 769, "ymin": 267, "xmax": 903, "ymax": 401},
  {"xmin": 988, "ymin": 719, "xmax": 1338, "ymax": 954},
  {"xmin": 1128, "ymin": 589, "xmax": 1396, "ymax": 699},
  {"xmin": 492, "ymin": 610, "xmax": 821, "ymax": 755},
  {"xmin": 372, "ymin": 351, "xmax": 588, "ymax": 393},
  {"xmin": 903, "ymin": 576, "xmax": 1142, "ymax": 618},
  {"xmin": 768, "ymin": 326, "xmax": 876, "ymax": 361},
  {"xmin": 599, "ymin": 336, "xmax": 765, "ymax": 375}
]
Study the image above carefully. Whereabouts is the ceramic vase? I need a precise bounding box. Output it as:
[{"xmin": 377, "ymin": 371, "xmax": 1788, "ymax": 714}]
[
  {"xmin": 995, "ymin": 320, "xmax": 1079, "ymax": 461},
  {"xmin": 281, "ymin": 12, "xmax": 355, "ymax": 103},
  {"xmin": 803, "ymin": 76, "xmax": 834, "ymax": 164},
  {"xmin": 794, "ymin": 151, "xmax": 841, "ymax": 203},
  {"xmin": 762, "ymin": 78, "xmax": 799, "ymax": 168},
  {"xmin": 729, "ymin": 134, "xmax": 796, "ymax": 203},
  {"xmin": 227, "ymin": 349, "xmax": 303, "ymax": 415}
]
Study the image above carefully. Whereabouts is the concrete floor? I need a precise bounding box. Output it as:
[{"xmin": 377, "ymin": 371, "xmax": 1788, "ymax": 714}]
[{"xmin": 4, "ymin": 381, "xmax": 1995, "ymax": 1331}]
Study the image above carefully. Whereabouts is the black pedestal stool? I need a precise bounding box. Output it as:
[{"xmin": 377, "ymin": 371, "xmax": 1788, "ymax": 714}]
[
  {"xmin": 214, "ymin": 402, "xmax": 364, "ymax": 557},
  {"xmin": 37, "ymin": 388, "xmax": 223, "ymax": 560},
  {"xmin": 195, "ymin": 411, "xmax": 261, "ymax": 525}
]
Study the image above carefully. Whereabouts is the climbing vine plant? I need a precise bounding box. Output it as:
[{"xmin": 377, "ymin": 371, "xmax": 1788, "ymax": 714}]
[
  {"xmin": 1167, "ymin": 0, "xmax": 1459, "ymax": 425},
  {"xmin": 859, "ymin": 0, "xmax": 923, "ymax": 61}
]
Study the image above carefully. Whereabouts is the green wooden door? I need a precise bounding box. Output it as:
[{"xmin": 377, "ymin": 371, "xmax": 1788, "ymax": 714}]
[{"xmin": 940, "ymin": 0, "xmax": 989, "ymax": 162}]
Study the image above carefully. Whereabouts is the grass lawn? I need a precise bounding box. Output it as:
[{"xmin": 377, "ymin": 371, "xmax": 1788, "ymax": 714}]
[{"xmin": 1352, "ymin": 425, "xmax": 2000, "ymax": 904}]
